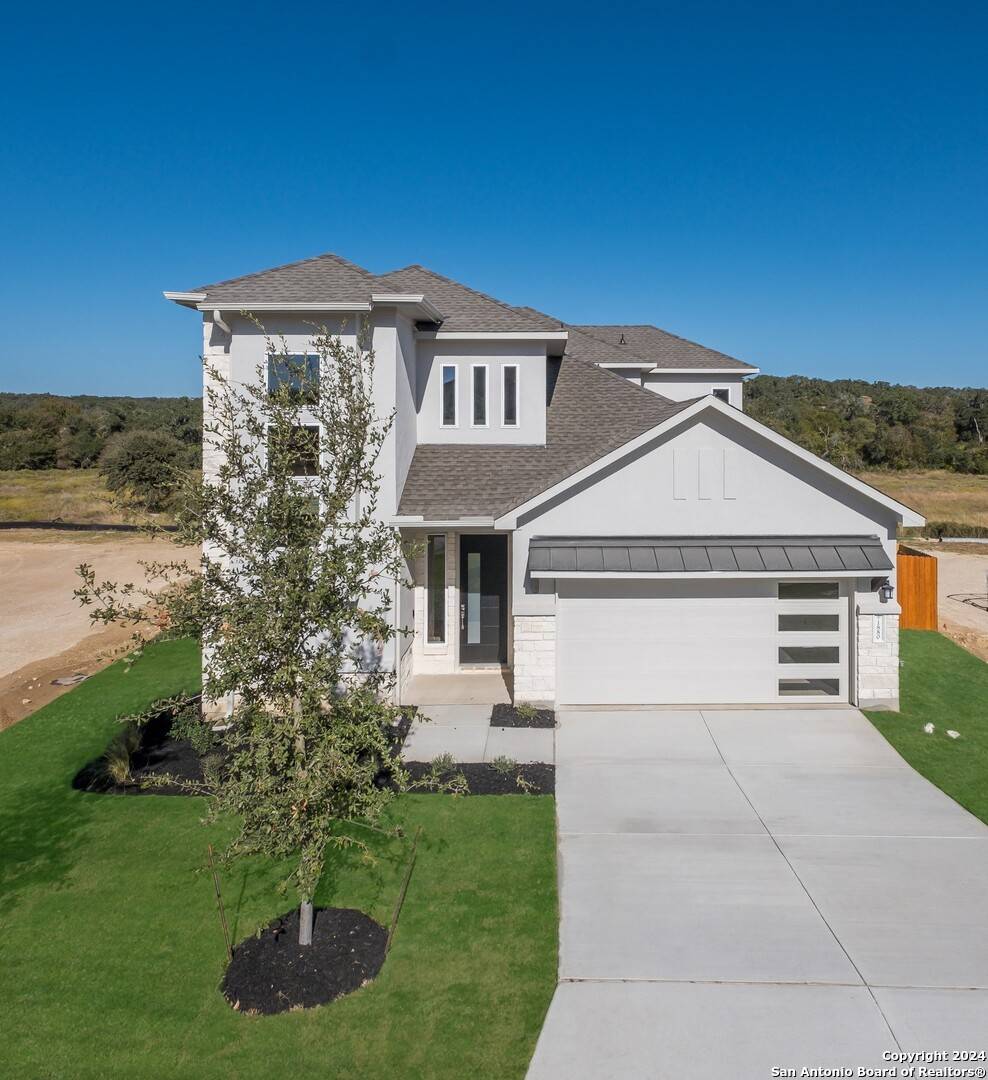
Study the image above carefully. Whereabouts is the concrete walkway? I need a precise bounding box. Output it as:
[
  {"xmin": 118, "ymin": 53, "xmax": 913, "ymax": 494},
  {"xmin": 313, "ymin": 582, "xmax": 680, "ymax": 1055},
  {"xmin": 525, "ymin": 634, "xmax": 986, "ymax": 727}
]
[
  {"xmin": 528, "ymin": 708, "xmax": 988, "ymax": 1079},
  {"xmin": 401, "ymin": 704, "xmax": 554, "ymax": 764}
]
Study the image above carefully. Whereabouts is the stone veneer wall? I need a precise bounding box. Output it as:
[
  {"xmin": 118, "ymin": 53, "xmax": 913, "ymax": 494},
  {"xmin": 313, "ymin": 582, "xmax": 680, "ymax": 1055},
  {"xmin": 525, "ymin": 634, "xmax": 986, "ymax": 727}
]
[
  {"xmin": 513, "ymin": 615, "xmax": 556, "ymax": 704},
  {"xmin": 855, "ymin": 610, "xmax": 900, "ymax": 710}
]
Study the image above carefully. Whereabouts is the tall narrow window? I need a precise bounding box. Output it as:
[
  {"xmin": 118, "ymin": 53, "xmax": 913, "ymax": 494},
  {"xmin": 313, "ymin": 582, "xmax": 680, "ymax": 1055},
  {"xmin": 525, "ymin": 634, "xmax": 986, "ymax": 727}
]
[
  {"xmin": 441, "ymin": 365, "xmax": 457, "ymax": 426},
  {"xmin": 472, "ymin": 364, "xmax": 488, "ymax": 427},
  {"xmin": 502, "ymin": 364, "xmax": 519, "ymax": 427},
  {"xmin": 426, "ymin": 535, "xmax": 446, "ymax": 643}
]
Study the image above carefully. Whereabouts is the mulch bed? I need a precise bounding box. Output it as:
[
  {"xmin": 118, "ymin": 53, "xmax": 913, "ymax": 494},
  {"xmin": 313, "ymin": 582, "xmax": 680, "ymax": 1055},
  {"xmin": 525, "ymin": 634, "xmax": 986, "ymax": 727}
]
[
  {"xmin": 404, "ymin": 760, "xmax": 555, "ymax": 795},
  {"xmin": 490, "ymin": 703, "xmax": 555, "ymax": 729},
  {"xmin": 222, "ymin": 907, "xmax": 387, "ymax": 1015},
  {"xmin": 74, "ymin": 705, "xmax": 416, "ymax": 797},
  {"xmin": 72, "ymin": 708, "xmax": 207, "ymax": 796}
]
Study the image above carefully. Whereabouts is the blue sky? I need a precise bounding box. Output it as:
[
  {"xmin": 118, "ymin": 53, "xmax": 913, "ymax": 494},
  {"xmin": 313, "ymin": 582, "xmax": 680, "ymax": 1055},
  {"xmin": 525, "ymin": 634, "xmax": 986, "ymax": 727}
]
[{"xmin": 1, "ymin": 0, "xmax": 985, "ymax": 396}]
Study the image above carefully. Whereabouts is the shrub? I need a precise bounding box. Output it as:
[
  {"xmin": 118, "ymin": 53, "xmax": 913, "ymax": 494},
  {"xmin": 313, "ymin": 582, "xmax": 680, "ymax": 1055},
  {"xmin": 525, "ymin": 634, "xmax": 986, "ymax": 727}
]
[{"xmin": 99, "ymin": 429, "xmax": 187, "ymax": 511}]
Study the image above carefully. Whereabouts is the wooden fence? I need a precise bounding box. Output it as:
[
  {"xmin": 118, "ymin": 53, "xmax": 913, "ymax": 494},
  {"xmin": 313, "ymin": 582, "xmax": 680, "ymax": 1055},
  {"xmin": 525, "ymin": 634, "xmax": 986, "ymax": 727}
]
[{"xmin": 897, "ymin": 545, "xmax": 938, "ymax": 630}]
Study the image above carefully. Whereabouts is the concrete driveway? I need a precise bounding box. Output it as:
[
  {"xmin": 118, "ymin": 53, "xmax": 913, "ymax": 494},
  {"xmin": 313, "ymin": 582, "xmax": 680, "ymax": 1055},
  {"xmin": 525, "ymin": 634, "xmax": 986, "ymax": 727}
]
[{"xmin": 528, "ymin": 708, "xmax": 988, "ymax": 1079}]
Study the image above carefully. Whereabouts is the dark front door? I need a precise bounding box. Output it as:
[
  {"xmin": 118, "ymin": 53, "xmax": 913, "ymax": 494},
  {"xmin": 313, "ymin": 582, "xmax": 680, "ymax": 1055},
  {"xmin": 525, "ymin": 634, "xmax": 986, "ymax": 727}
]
[{"xmin": 459, "ymin": 534, "xmax": 508, "ymax": 664}]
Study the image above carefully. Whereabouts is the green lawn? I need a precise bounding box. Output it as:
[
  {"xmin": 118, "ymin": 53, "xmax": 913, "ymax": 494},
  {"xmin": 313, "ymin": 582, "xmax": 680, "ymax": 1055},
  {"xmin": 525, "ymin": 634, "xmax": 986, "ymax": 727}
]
[
  {"xmin": 867, "ymin": 630, "xmax": 988, "ymax": 825},
  {"xmin": 0, "ymin": 639, "xmax": 558, "ymax": 1080}
]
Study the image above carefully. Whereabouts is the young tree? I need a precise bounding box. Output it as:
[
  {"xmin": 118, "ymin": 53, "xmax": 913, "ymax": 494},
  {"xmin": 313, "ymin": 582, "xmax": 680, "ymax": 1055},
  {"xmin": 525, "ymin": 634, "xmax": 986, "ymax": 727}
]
[{"xmin": 77, "ymin": 324, "xmax": 410, "ymax": 946}]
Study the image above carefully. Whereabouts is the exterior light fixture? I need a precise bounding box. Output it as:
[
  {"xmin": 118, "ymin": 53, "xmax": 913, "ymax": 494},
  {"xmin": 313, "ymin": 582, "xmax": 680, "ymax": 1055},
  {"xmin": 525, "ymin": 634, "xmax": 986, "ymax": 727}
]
[{"xmin": 879, "ymin": 580, "xmax": 894, "ymax": 603}]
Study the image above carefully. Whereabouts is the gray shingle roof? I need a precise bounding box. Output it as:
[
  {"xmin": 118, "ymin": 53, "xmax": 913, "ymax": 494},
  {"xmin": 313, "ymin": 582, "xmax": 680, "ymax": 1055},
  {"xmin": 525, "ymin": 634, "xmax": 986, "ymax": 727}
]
[
  {"xmin": 195, "ymin": 252, "xmax": 376, "ymax": 305},
  {"xmin": 397, "ymin": 358, "xmax": 694, "ymax": 519},
  {"xmin": 192, "ymin": 254, "xmax": 562, "ymax": 332},
  {"xmin": 528, "ymin": 536, "xmax": 892, "ymax": 575},
  {"xmin": 373, "ymin": 265, "xmax": 563, "ymax": 333},
  {"xmin": 572, "ymin": 324, "xmax": 756, "ymax": 371}
]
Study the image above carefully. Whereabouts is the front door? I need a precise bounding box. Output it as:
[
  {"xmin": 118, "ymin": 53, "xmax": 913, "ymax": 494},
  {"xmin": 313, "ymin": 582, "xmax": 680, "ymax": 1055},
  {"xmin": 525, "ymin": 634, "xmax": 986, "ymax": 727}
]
[{"xmin": 459, "ymin": 534, "xmax": 508, "ymax": 664}]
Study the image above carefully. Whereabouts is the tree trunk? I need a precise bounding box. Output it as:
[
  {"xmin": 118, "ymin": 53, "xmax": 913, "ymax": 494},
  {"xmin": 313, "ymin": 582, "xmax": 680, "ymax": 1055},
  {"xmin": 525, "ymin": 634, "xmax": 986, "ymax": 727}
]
[{"xmin": 299, "ymin": 900, "xmax": 314, "ymax": 946}]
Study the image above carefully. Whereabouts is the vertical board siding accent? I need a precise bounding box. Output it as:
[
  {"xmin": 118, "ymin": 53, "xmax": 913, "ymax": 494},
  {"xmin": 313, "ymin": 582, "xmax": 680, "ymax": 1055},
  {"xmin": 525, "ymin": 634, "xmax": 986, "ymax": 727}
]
[
  {"xmin": 697, "ymin": 447, "xmax": 714, "ymax": 500},
  {"xmin": 673, "ymin": 449, "xmax": 687, "ymax": 500},
  {"xmin": 723, "ymin": 449, "xmax": 736, "ymax": 500},
  {"xmin": 897, "ymin": 545, "xmax": 938, "ymax": 630}
]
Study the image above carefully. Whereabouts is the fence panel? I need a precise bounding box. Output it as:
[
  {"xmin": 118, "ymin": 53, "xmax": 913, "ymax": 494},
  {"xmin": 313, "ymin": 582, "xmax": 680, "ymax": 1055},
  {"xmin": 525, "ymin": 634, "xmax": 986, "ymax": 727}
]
[{"xmin": 897, "ymin": 546, "xmax": 938, "ymax": 630}]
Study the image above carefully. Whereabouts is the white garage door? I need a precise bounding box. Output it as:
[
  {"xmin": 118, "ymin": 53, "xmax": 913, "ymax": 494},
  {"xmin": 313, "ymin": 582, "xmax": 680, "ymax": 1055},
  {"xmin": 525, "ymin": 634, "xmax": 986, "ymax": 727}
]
[{"xmin": 556, "ymin": 578, "xmax": 848, "ymax": 706}]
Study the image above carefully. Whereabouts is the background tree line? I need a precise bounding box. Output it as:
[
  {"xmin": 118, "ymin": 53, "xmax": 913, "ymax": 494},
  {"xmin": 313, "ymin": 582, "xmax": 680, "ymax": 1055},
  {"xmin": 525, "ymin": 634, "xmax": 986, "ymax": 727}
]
[
  {"xmin": 745, "ymin": 376, "xmax": 987, "ymax": 474},
  {"xmin": 2, "ymin": 376, "xmax": 987, "ymax": 477},
  {"xmin": 0, "ymin": 393, "xmax": 201, "ymax": 471}
]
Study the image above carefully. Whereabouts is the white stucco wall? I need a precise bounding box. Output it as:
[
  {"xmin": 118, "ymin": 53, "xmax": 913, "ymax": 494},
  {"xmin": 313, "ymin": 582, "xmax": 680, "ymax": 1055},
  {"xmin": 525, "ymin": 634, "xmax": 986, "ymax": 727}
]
[
  {"xmin": 643, "ymin": 372, "xmax": 747, "ymax": 408},
  {"xmin": 415, "ymin": 341, "xmax": 547, "ymax": 445},
  {"xmin": 510, "ymin": 410, "xmax": 901, "ymax": 618}
]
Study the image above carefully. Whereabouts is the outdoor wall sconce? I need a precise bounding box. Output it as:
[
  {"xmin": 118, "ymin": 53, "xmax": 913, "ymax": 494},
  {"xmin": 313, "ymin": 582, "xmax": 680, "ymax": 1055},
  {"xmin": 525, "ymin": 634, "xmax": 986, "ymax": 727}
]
[{"xmin": 878, "ymin": 579, "xmax": 894, "ymax": 603}]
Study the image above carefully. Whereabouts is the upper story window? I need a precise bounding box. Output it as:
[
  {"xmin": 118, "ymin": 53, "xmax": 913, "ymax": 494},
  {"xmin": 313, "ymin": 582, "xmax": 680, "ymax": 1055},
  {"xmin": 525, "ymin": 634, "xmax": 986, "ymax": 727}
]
[
  {"xmin": 711, "ymin": 387, "xmax": 731, "ymax": 405},
  {"xmin": 286, "ymin": 424, "xmax": 320, "ymax": 476},
  {"xmin": 471, "ymin": 365, "xmax": 488, "ymax": 427},
  {"xmin": 502, "ymin": 364, "xmax": 519, "ymax": 427},
  {"xmin": 441, "ymin": 364, "xmax": 457, "ymax": 427},
  {"xmin": 268, "ymin": 354, "xmax": 319, "ymax": 403}
]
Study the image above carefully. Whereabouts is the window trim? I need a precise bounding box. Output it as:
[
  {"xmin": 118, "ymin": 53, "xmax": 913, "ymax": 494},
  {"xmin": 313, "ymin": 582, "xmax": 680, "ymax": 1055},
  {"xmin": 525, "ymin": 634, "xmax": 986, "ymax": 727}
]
[
  {"xmin": 711, "ymin": 386, "xmax": 732, "ymax": 406},
  {"xmin": 470, "ymin": 363, "xmax": 489, "ymax": 428},
  {"xmin": 425, "ymin": 533, "xmax": 447, "ymax": 645},
  {"xmin": 501, "ymin": 363, "xmax": 520, "ymax": 427},
  {"xmin": 267, "ymin": 352, "xmax": 320, "ymax": 402},
  {"xmin": 440, "ymin": 364, "xmax": 458, "ymax": 428}
]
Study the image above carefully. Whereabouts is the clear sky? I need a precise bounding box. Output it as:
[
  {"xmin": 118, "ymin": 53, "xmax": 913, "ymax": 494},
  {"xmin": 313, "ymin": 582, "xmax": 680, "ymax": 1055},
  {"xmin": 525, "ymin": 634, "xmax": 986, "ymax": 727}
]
[{"xmin": 1, "ymin": 1, "xmax": 985, "ymax": 396}]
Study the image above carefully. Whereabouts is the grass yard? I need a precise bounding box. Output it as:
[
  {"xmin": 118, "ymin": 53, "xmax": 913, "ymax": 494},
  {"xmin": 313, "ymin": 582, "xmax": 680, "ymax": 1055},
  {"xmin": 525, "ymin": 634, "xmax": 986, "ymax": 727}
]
[
  {"xmin": 867, "ymin": 630, "xmax": 988, "ymax": 825},
  {"xmin": 0, "ymin": 639, "xmax": 558, "ymax": 1080},
  {"xmin": 855, "ymin": 468, "xmax": 988, "ymax": 530}
]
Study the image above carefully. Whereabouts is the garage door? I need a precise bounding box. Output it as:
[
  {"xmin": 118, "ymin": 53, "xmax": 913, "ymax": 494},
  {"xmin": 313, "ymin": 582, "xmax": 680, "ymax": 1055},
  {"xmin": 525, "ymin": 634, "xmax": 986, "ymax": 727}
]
[{"xmin": 555, "ymin": 578, "xmax": 848, "ymax": 706}]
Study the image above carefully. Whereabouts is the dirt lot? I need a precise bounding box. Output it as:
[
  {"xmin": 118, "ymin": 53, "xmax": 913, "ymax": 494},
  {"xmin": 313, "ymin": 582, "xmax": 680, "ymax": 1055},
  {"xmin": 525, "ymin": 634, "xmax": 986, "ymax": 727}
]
[
  {"xmin": 0, "ymin": 531, "xmax": 196, "ymax": 728},
  {"xmin": 926, "ymin": 547, "xmax": 988, "ymax": 662}
]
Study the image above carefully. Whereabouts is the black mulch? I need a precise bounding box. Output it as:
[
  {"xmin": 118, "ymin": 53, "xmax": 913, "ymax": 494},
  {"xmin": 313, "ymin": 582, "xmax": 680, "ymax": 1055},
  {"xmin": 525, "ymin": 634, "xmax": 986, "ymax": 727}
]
[
  {"xmin": 74, "ymin": 705, "xmax": 417, "ymax": 798},
  {"xmin": 72, "ymin": 710, "xmax": 208, "ymax": 796},
  {"xmin": 490, "ymin": 703, "xmax": 555, "ymax": 729},
  {"xmin": 222, "ymin": 907, "xmax": 387, "ymax": 1015},
  {"xmin": 403, "ymin": 760, "xmax": 555, "ymax": 795}
]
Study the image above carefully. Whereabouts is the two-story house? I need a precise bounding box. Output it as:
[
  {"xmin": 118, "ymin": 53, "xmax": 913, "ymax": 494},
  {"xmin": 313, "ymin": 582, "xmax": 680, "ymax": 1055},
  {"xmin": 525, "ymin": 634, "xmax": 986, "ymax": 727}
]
[{"xmin": 165, "ymin": 253, "xmax": 922, "ymax": 711}]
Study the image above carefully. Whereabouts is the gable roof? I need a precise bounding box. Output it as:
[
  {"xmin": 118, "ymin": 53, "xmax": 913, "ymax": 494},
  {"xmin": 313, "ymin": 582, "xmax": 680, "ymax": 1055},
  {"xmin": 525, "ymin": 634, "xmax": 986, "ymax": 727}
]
[
  {"xmin": 397, "ymin": 357, "xmax": 693, "ymax": 519},
  {"xmin": 572, "ymin": 324, "xmax": 756, "ymax": 371}
]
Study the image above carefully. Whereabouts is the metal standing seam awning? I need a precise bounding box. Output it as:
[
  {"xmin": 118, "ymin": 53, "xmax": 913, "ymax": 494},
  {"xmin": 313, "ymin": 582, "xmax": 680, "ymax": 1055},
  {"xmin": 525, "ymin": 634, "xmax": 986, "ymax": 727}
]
[{"xmin": 527, "ymin": 536, "xmax": 893, "ymax": 577}]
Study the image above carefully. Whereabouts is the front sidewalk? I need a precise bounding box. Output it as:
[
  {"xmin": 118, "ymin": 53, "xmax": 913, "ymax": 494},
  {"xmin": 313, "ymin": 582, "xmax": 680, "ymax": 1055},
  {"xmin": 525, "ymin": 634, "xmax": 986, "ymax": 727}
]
[
  {"xmin": 528, "ymin": 708, "xmax": 988, "ymax": 1079},
  {"xmin": 401, "ymin": 704, "xmax": 554, "ymax": 764}
]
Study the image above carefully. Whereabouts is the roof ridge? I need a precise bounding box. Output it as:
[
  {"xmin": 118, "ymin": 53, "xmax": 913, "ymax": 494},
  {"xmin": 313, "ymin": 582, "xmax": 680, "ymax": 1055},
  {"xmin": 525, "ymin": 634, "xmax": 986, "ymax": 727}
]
[
  {"xmin": 195, "ymin": 251, "xmax": 373, "ymax": 292},
  {"xmin": 378, "ymin": 264, "xmax": 564, "ymax": 326}
]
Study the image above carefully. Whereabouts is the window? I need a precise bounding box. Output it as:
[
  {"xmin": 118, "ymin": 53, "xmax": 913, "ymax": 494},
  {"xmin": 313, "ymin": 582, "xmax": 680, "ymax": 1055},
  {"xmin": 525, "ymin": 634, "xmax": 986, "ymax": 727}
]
[
  {"xmin": 778, "ymin": 678, "xmax": 840, "ymax": 697},
  {"xmin": 502, "ymin": 364, "xmax": 519, "ymax": 426},
  {"xmin": 779, "ymin": 645, "xmax": 841, "ymax": 665},
  {"xmin": 778, "ymin": 613, "xmax": 840, "ymax": 632},
  {"xmin": 471, "ymin": 364, "xmax": 488, "ymax": 427},
  {"xmin": 711, "ymin": 387, "xmax": 731, "ymax": 404},
  {"xmin": 268, "ymin": 354, "xmax": 319, "ymax": 402},
  {"xmin": 441, "ymin": 365, "xmax": 457, "ymax": 426},
  {"xmin": 778, "ymin": 581, "xmax": 840, "ymax": 600},
  {"xmin": 426, "ymin": 535, "xmax": 446, "ymax": 643},
  {"xmin": 286, "ymin": 425, "xmax": 320, "ymax": 476}
]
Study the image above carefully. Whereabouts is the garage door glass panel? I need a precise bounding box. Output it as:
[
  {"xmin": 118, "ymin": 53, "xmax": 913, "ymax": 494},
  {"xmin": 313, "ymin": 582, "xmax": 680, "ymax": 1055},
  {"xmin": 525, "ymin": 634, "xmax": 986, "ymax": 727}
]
[
  {"xmin": 779, "ymin": 645, "xmax": 841, "ymax": 664},
  {"xmin": 778, "ymin": 613, "xmax": 840, "ymax": 632},
  {"xmin": 778, "ymin": 581, "xmax": 839, "ymax": 600},
  {"xmin": 778, "ymin": 678, "xmax": 840, "ymax": 696}
]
